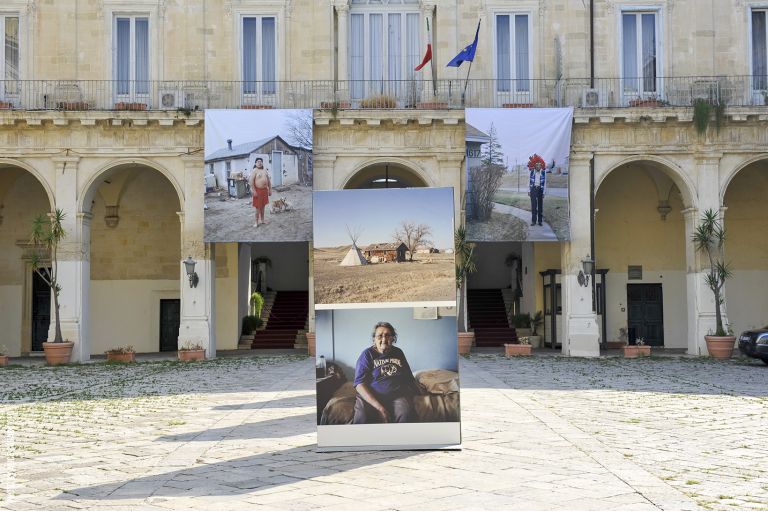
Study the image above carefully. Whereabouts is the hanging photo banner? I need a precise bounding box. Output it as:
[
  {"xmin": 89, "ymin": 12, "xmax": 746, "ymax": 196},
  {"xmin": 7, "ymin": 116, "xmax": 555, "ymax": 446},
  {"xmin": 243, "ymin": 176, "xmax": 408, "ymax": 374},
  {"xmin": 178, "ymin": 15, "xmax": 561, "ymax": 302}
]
[
  {"xmin": 315, "ymin": 307, "xmax": 461, "ymax": 450},
  {"xmin": 203, "ymin": 109, "xmax": 313, "ymax": 242},
  {"xmin": 312, "ymin": 188, "xmax": 456, "ymax": 309},
  {"xmin": 465, "ymin": 108, "xmax": 574, "ymax": 242}
]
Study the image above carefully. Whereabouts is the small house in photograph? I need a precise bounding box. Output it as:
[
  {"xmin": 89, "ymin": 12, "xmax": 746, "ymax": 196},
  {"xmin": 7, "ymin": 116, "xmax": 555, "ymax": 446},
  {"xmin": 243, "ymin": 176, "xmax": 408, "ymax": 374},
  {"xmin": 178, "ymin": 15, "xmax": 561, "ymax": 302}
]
[
  {"xmin": 363, "ymin": 243, "xmax": 407, "ymax": 263},
  {"xmin": 204, "ymin": 136, "xmax": 307, "ymax": 190}
]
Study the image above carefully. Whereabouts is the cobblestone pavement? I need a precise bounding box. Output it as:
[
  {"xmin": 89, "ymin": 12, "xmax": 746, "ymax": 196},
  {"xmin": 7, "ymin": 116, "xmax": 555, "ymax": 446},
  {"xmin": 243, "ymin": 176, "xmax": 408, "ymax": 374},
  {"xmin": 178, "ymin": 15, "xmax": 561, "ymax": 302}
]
[{"xmin": 1, "ymin": 354, "xmax": 766, "ymax": 510}]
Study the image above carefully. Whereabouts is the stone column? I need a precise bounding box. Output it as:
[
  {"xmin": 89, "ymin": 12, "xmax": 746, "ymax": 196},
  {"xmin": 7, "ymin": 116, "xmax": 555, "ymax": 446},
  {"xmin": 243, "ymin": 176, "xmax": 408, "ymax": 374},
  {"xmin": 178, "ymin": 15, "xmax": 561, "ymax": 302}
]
[
  {"xmin": 178, "ymin": 155, "xmax": 214, "ymax": 357},
  {"xmin": 335, "ymin": 3, "xmax": 350, "ymax": 85},
  {"xmin": 51, "ymin": 156, "xmax": 91, "ymax": 362},
  {"xmin": 561, "ymin": 153, "xmax": 600, "ymax": 357},
  {"xmin": 420, "ymin": 1, "xmax": 436, "ymax": 99},
  {"xmin": 686, "ymin": 153, "xmax": 729, "ymax": 355}
]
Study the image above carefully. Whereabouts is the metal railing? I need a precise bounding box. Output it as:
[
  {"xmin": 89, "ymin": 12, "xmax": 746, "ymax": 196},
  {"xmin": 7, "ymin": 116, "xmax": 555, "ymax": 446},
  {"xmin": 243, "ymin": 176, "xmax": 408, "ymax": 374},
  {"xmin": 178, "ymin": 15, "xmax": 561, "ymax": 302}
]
[{"xmin": 0, "ymin": 76, "xmax": 765, "ymax": 111}]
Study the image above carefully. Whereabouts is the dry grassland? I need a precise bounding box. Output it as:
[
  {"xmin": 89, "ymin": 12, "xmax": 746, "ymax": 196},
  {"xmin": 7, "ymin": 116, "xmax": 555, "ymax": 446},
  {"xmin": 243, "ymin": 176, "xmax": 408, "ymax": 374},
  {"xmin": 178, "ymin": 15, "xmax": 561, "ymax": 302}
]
[{"xmin": 313, "ymin": 248, "xmax": 455, "ymax": 305}]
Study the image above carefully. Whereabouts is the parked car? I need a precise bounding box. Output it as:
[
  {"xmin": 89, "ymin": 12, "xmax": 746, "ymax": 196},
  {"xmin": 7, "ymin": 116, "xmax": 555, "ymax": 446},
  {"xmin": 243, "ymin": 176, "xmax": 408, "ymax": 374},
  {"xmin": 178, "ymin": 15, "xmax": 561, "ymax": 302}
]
[{"xmin": 738, "ymin": 326, "xmax": 768, "ymax": 365}]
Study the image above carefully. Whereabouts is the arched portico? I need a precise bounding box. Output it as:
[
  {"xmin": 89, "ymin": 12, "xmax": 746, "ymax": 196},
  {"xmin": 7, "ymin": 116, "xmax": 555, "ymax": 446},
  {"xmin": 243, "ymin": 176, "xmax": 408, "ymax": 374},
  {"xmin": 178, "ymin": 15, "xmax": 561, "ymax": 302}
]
[
  {"xmin": 342, "ymin": 159, "xmax": 430, "ymax": 189},
  {"xmin": 594, "ymin": 158, "xmax": 690, "ymax": 349},
  {"xmin": 0, "ymin": 163, "xmax": 54, "ymax": 356}
]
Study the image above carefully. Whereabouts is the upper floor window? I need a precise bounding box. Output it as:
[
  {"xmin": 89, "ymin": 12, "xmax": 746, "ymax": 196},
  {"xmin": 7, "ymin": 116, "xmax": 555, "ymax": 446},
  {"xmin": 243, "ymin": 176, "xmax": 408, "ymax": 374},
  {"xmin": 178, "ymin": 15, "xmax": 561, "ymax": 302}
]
[
  {"xmin": 114, "ymin": 16, "xmax": 149, "ymax": 99},
  {"xmin": 242, "ymin": 16, "xmax": 277, "ymax": 95},
  {"xmin": 1, "ymin": 14, "xmax": 19, "ymax": 99},
  {"xmin": 349, "ymin": 6, "xmax": 420, "ymax": 99},
  {"xmin": 752, "ymin": 9, "xmax": 768, "ymax": 90},
  {"xmin": 495, "ymin": 14, "xmax": 530, "ymax": 92},
  {"xmin": 621, "ymin": 11, "xmax": 659, "ymax": 97}
]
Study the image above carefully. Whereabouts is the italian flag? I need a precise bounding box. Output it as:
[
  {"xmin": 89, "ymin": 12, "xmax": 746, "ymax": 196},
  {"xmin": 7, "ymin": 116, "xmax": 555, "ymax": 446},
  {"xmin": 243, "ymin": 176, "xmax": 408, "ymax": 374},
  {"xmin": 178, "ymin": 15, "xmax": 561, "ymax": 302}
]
[{"xmin": 414, "ymin": 17, "xmax": 432, "ymax": 71}]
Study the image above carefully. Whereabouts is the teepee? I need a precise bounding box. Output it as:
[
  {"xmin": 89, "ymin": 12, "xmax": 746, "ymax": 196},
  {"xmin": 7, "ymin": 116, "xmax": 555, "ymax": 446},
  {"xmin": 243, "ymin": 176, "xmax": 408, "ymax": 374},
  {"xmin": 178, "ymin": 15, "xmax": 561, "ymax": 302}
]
[{"xmin": 339, "ymin": 225, "xmax": 368, "ymax": 266}]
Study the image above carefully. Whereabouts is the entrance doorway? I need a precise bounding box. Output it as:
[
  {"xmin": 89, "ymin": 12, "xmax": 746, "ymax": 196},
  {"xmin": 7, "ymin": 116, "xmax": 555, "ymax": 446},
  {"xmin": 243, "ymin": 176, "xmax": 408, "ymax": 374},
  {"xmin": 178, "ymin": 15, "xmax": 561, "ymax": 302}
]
[
  {"xmin": 627, "ymin": 284, "xmax": 664, "ymax": 346},
  {"xmin": 31, "ymin": 270, "xmax": 51, "ymax": 351},
  {"xmin": 159, "ymin": 299, "xmax": 180, "ymax": 352}
]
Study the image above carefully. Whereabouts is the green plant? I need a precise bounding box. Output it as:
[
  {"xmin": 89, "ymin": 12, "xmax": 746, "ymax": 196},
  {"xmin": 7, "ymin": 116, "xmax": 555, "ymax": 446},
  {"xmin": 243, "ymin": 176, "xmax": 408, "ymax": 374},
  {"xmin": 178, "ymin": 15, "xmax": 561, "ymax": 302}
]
[
  {"xmin": 511, "ymin": 313, "xmax": 531, "ymax": 328},
  {"xmin": 106, "ymin": 345, "xmax": 135, "ymax": 354},
  {"xmin": 713, "ymin": 101, "xmax": 725, "ymax": 132},
  {"xmin": 179, "ymin": 342, "xmax": 204, "ymax": 351},
  {"xmin": 360, "ymin": 94, "xmax": 397, "ymax": 108},
  {"xmin": 176, "ymin": 106, "xmax": 192, "ymax": 117},
  {"xmin": 0, "ymin": 344, "xmax": 6, "ymax": 356},
  {"xmin": 692, "ymin": 209, "xmax": 733, "ymax": 337},
  {"xmin": 30, "ymin": 209, "xmax": 66, "ymax": 343},
  {"xmin": 454, "ymin": 225, "xmax": 477, "ymax": 332},
  {"xmin": 250, "ymin": 291, "xmax": 264, "ymax": 318},
  {"xmin": 530, "ymin": 311, "xmax": 544, "ymax": 336},
  {"xmin": 241, "ymin": 315, "xmax": 264, "ymax": 336},
  {"xmin": 693, "ymin": 98, "xmax": 711, "ymax": 135}
]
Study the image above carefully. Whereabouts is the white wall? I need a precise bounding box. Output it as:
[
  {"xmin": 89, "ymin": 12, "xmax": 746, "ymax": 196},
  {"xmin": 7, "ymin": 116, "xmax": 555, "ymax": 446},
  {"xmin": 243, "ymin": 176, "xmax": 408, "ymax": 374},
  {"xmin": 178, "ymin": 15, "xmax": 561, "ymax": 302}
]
[
  {"xmin": 316, "ymin": 308, "xmax": 458, "ymax": 382},
  {"xmin": 0, "ymin": 285, "xmax": 22, "ymax": 356},
  {"xmin": 603, "ymin": 271, "xmax": 688, "ymax": 349},
  {"xmin": 89, "ymin": 280, "xmax": 179, "ymax": 354},
  {"xmin": 726, "ymin": 271, "xmax": 768, "ymax": 334}
]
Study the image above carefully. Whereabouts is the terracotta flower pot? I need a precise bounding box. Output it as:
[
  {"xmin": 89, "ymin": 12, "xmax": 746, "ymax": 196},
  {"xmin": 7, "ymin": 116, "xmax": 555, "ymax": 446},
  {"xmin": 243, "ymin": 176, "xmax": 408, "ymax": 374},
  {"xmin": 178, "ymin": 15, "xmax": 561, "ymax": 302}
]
[
  {"xmin": 306, "ymin": 332, "xmax": 316, "ymax": 356},
  {"xmin": 505, "ymin": 343, "xmax": 532, "ymax": 356},
  {"xmin": 0, "ymin": 355, "xmax": 8, "ymax": 366},
  {"xmin": 106, "ymin": 352, "xmax": 135, "ymax": 363},
  {"xmin": 43, "ymin": 341, "xmax": 74, "ymax": 366},
  {"xmin": 623, "ymin": 345, "xmax": 651, "ymax": 358},
  {"xmin": 178, "ymin": 349, "xmax": 206, "ymax": 362},
  {"xmin": 458, "ymin": 332, "xmax": 474, "ymax": 355},
  {"xmin": 704, "ymin": 335, "xmax": 736, "ymax": 359}
]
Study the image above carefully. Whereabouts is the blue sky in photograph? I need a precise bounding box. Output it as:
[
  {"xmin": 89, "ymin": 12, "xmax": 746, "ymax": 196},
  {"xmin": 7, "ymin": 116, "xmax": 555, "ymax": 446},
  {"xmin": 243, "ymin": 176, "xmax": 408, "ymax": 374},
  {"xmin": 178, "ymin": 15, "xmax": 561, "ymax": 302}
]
[
  {"xmin": 204, "ymin": 109, "xmax": 311, "ymax": 158},
  {"xmin": 313, "ymin": 188, "xmax": 454, "ymax": 249},
  {"xmin": 466, "ymin": 108, "xmax": 573, "ymax": 170}
]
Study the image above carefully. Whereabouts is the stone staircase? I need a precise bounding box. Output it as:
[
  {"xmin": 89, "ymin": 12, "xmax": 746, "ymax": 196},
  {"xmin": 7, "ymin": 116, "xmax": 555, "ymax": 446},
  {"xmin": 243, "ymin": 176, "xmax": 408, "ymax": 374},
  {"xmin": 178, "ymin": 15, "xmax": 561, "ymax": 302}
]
[
  {"xmin": 251, "ymin": 290, "xmax": 309, "ymax": 349},
  {"xmin": 467, "ymin": 288, "xmax": 518, "ymax": 347},
  {"xmin": 238, "ymin": 291, "xmax": 276, "ymax": 349}
]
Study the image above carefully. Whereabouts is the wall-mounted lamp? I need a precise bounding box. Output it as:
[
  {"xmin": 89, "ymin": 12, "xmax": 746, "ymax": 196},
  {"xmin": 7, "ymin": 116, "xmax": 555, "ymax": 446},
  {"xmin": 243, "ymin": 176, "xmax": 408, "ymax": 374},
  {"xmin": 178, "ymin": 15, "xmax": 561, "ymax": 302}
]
[
  {"xmin": 184, "ymin": 256, "xmax": 199, "ymax": 288},
  {"xmin": 578, "ymin": 255, "xmax": 594, "ymax": 287}
]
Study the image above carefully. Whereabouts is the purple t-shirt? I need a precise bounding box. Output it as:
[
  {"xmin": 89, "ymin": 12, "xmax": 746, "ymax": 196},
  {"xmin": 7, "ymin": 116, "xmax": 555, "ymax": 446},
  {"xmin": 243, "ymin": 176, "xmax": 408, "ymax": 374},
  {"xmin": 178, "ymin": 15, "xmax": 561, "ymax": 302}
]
[{"xmin": 353, "ymin": 346, "xmax": 417, "ymax": 399}]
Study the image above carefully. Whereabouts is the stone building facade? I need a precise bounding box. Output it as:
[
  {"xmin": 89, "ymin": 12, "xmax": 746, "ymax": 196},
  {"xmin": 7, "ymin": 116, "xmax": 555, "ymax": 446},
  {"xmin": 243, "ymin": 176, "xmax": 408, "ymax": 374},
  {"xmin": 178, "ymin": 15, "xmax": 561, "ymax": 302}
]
[{"xmin": 0, "ymin": 0, "xmax": 765, "ymax": 359}]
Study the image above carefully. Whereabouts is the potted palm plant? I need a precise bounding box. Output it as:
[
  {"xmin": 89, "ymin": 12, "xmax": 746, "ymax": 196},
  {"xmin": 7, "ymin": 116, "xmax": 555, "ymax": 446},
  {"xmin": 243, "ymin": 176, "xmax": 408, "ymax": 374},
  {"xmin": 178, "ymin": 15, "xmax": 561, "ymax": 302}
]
[
  {"xmin": 455, "ymin": 226, "xmax": 477, "ymax": 354},
  {"xmin": 106, "ymin": 345, "xmax": 136, "ymax": 363},
  {"xmin": 178, "ymin": 342, "xmax": 206, "ymax": 362},
  {"xmin": 30, "ymin": 209, "xmax": 73, "ymax": 365},
  {"xmin": 529, "ymin": 311, "xmax": 544, "ymax": 348},
  {"xmin": 692, "ymin": 209, "xmax": 735, "ymax": 359}
]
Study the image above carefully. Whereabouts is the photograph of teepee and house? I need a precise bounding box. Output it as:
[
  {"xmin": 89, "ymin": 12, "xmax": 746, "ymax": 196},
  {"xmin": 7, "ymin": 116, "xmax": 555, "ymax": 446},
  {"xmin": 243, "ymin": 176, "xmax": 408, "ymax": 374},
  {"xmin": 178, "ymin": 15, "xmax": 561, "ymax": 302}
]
[
  {"xmin": 312, "ymin": 188, "xmax": 456, "ymax": 307},
  {"xmin": 204, "ymin": 109, "xmax": 313, "ymax": 242}
]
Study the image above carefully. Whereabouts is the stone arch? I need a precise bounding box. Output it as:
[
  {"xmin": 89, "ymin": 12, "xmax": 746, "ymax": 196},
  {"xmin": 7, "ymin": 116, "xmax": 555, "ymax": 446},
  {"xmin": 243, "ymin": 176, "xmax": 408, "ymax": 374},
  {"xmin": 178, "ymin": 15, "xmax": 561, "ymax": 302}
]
[
  {"xmin": 342, "ymin": 157, "xmax": 432, "ymax": 189},
  {"xmin": 0, "ymin": 158, "xmax": 55, "ymax": 210},
  {"xmin": 720, "ymin": 155, "xmax": 768, "ymax": 204},
  {"xmin": 596, "ymin": 155, "xmax": 697, "ymax": 209},
  {"xmin": 79, "ymin": 158, "xmax": 184, "ymax": 213}
]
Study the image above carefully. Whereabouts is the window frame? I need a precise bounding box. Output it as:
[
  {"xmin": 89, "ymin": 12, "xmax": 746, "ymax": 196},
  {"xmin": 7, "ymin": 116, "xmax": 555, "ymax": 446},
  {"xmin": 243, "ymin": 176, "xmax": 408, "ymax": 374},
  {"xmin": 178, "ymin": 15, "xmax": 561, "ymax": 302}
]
[
  {"xmin": 618, "ymin": 6, "xmax": 663, "ymax": 103},
  {"xmin": 239, "ymin": 13, "xmax": 279, "ymax": 99},
  {"xmin": 112, "ymin": 14, "xmax": 151, "ymax": 103},
  {"xmin": 492, "ymin": 11, "xmax": 533, "ymax": 95},
  {"xmin": 0, "ymin": 12, "xmax": 21, "ymax": 103},
  {"xmin": 347, "ymin": 4, "xmax": 421, "ymax": 99},
  {"xmin": 749, "ymin": 5, "xmax": 768, "ymax": 95}
]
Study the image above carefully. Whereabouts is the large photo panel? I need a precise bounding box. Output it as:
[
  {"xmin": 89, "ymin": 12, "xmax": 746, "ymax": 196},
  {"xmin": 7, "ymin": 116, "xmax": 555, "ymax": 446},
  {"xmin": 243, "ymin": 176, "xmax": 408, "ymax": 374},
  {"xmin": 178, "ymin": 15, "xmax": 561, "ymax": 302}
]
[
  {"xmin": 312, "ymin": 188, "xmax": 456, "ymax": 308},
  {"xmin": 204, "ymin": 109, "xmax": 313, "ymax": 242},
  {"xmin": 465, "ymin": 108, "xmax": 574, "ymax": 242},
  {"xmin": 315, "ymin": 307, "xmax": 460, "ymax": 450}
]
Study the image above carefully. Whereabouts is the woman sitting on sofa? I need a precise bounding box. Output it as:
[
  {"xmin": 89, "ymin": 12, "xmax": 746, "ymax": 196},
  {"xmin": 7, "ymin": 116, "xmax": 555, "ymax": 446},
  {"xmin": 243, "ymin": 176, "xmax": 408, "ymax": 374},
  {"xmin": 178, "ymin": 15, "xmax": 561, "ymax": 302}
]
[{"xmin": 352, "ymin": 321, "xmax": 420, "ymax": 424}]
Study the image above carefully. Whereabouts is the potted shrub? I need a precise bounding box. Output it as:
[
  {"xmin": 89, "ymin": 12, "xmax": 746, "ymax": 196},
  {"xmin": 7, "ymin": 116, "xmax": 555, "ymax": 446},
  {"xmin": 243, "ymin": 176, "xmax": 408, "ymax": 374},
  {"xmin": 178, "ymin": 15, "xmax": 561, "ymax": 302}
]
[
  {"xmin": 106, "ymin": 345, "xmax": 136, "ymax": 363},
  {"xmin": 30, "ymin": 209, "xmax": 74, "ymax": 366},
  {"xmin": 455, "ymin": 226, "xmax": 477, "ymax": 354},
  {"xmin": 505, "ymin": 337, "xmax": 532, "ymax": 356},
  {"xmin": 512, "ymin": 313, "xmax": 532, "ymax": 337},
  {"xmin": 529, "ymin": 311, "xmax": 544, "ymax": 348},
  {"xmin": 359, "ymin": 95, "xmax": 397, "ymax": 108},
  {"xmin": 692, "ymin": 209, "xmax": 735, "ymax": 359},
  {"xmin": 178, "ymin": 342, "xmax": 206, "ymax": 362},
  {"xmin": 0, "ymin": 344, "xmax": 8, "ymax": 366},
  {"xmin": 623, "ymin": 337, "xmax": 651, "ymax": 358}
]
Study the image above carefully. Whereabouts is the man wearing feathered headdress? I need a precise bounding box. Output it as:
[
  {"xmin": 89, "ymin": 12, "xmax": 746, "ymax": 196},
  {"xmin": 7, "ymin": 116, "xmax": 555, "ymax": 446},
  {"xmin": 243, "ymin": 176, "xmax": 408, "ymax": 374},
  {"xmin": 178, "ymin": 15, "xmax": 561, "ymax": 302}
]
[{"xmin": 528, "ymin": 154, "xmax": 548, "ymax": 226}]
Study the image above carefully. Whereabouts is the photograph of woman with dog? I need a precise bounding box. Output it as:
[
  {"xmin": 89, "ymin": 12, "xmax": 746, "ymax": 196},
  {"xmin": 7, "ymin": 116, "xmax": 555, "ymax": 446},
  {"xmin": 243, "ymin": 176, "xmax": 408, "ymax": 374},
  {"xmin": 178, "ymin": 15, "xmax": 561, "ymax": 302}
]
[{"xmin": 203, "ymin": 109, "xmax": 313, "ymax": 242}]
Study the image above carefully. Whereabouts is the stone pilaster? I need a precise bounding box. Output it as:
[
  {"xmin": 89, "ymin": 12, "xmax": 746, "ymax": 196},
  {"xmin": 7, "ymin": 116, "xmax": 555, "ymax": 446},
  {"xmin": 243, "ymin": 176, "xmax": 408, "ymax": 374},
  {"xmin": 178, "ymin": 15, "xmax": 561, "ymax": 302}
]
[{"xmin": 335, "ymin": 2, "xmax": 350, "ymax": 84}]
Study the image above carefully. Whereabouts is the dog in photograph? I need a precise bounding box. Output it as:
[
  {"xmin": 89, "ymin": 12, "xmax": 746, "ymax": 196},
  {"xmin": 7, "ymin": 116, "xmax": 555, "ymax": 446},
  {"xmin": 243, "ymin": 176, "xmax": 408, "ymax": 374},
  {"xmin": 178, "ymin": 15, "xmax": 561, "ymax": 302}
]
[{"xmin": 270, "ymin": 197, "xmax": 289, "ymax": 213}]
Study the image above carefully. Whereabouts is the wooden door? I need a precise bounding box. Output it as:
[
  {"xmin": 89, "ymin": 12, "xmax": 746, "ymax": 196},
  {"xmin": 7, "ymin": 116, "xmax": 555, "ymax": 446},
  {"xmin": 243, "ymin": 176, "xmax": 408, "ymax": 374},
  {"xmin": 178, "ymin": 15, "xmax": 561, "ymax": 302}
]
[
  {"xmin": 627, "ymin": 284, "xmax": 664, "ymax": 346},
  {"xmin": 159, "ymin": 299, "xmax": 180, "ymax": 352}
]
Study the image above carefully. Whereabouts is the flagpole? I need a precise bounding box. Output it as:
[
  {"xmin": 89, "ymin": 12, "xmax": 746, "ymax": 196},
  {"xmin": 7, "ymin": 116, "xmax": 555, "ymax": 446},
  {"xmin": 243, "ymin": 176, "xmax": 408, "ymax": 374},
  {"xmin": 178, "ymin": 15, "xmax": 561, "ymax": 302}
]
[
  {"xmin": 461, "ymin": 19, "xmax": 480, "ymax": 105},
  {"xmin": 428, "ymin": 17, "xmax": 436, "ymax": 96}
]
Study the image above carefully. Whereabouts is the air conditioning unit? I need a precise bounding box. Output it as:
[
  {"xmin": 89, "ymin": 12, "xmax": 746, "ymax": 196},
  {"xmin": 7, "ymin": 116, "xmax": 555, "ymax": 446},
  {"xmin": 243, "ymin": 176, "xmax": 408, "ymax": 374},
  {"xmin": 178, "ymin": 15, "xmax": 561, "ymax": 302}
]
[
  {"xmin": 582, "ymin": 88, "xmax": 604, "ymax": 108},
  {"xmin": 158, "ymin": 89, "xmax": 182, "ymax": 109}
]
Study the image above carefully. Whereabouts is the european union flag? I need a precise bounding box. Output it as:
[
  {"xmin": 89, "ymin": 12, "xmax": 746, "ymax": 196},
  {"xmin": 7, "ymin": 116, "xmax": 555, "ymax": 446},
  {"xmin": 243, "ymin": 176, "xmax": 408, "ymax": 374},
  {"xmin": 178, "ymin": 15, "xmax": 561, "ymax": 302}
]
[{"xmin": 447, "ymin": 21, "xmax": 480, "ymax": 67}]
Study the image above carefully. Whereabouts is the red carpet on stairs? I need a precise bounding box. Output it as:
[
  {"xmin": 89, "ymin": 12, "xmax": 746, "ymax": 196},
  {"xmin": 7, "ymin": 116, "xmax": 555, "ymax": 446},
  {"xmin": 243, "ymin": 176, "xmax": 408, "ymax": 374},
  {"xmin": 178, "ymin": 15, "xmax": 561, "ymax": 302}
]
[
  {"xmin": 251, "ymin": 290, "xmax": 309, "ymax": 349},
  {"xmin": 467, "ymin": 289, "xmax": 518, "ymax": 347}
]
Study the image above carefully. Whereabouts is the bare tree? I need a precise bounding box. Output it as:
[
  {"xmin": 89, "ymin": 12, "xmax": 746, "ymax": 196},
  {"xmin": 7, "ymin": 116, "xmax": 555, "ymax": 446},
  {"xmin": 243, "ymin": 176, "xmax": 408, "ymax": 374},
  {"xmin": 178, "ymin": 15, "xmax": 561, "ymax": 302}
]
[
  {"xmin": 469, "ymin": 162, "xmax": 505, "ymax": 221},
  {"xmin": 284, "ymin": 110, "xmax": 313, "ymax": 149},
  {"xmin": 393, "ymin": 221, "xmax": 432, "ymax": 262}
]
